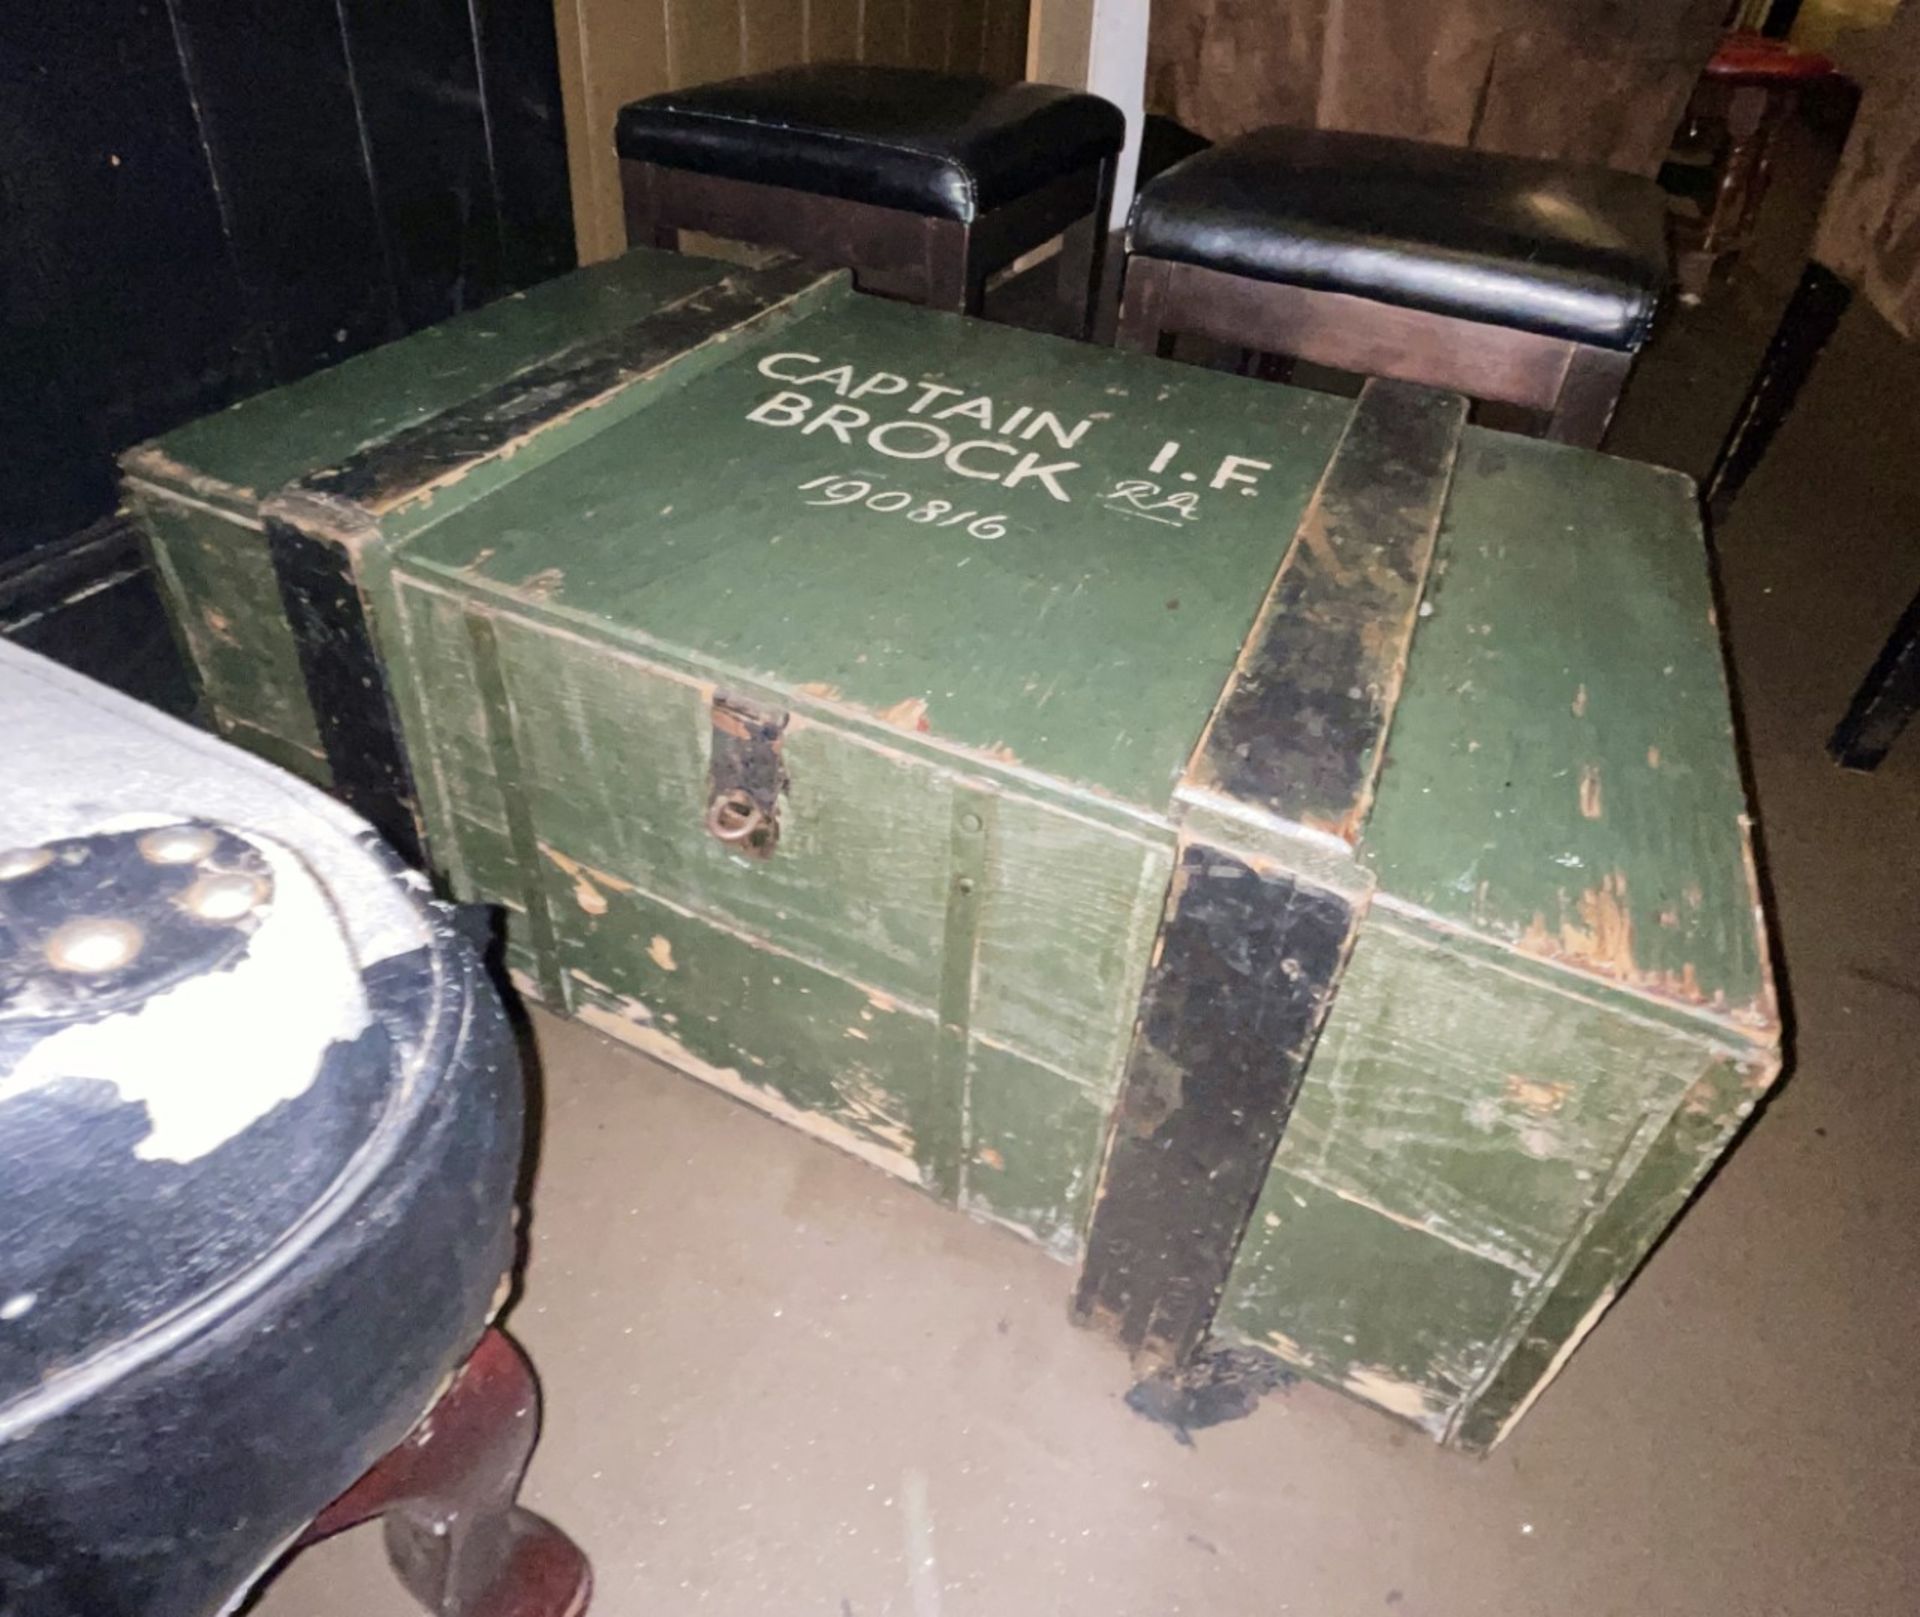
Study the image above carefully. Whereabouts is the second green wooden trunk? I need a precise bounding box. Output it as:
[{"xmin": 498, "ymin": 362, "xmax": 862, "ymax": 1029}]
[{"xmin": 126, "ymin": 253, "xmax": 1780, "ymax": 1450}]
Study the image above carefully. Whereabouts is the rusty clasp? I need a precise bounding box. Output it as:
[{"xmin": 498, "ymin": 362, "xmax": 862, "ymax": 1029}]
[{"xmin": 705, "ymin": 694, "xmax": 787, "ymax": 859}]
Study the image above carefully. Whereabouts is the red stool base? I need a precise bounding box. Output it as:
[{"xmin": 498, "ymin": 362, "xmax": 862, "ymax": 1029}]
[
  {"xmin": 1674, "ymin": 31, "xmax": 1845, "ymax": 301},
  {"xmin": 1705, "ymin": 31, "xmax": 1836, "ymax": 86},
  {"xmin": 298, "ymin": 1329, "xmax": 592, "ymax": 1617}
]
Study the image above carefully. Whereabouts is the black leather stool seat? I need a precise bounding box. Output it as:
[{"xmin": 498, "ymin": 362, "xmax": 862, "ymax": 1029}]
[
  {"xmin": 616, "ymin": 64, "xmax": 1125, "ymax": 224},
  {"xmin": 1129, "ymin": 127, "xmax": 1670, "ymax": 350}
]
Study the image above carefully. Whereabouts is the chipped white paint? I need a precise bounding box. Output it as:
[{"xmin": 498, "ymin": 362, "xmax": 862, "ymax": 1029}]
[
  {"xmin": 1342, "ymin": 1365, "xmax": 1450, "ymax": 1436},
  {"xmin": 965, "ymin": 1202, "xmax": 1082, "ymax": 1265},
  {"xmin": 0, "ymin": 643, "xmax": 432, "ymax": 1162},
  {"xmin": 573, "ymin": 999, "xmax": 921, "ymax": 1184},
  {"xmin": 4, "ymin": 834, "xmax": 371, "ymax": 1162},
  {"xmin": 646, "ymin": 935, "xmax": 677, "ymax": 972}
]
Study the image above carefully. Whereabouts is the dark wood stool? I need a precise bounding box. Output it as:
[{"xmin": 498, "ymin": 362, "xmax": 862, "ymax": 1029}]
[
  {"xmin": 298, "ymin": 1328, "xmax": 592, "ymax": 1616},
  {"xmin": 1118, "ymin": 127, "xmax": 1671, "ymax": 446},
  {"xmin": 616, "ymin": 64, "xmax": 1123, "ymax": 336},
  {"xmin": 1669, "ymin": 31, "xmax": 1841, "ymax": 303}
]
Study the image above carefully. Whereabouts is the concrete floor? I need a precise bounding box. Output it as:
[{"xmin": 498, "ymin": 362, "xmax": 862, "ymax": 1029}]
[{"xmin": 257, "ymin": 135, "xmax": 1920, "ymax": 1617}]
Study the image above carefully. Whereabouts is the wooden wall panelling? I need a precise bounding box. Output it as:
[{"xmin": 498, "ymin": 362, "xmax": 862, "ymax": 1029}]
[
  {"xmin": 947, "ymin": 0, "xmax": 991, "ymax": 70},
  {"xmin": 983, "ymin": 0, "xmax": 1032, "ymax": 77},
  {"xmin": 1146, "ymin": 0, "xmax": 1326, "ymax": 137},
  {"xmin": 1027, "ymin": 0, "xmax": 1092, "ymax": 84},
  {"xmin": 1144, "ymin": 0, "xmax": 1724, "ymax": 175},
  {"xmin": 807, "ymin": 0, "xmax": 865, "ymax": 60},
  {"xmin": 1813, "ymin": 0, "xmax": 1920, "ymax": 339},
  {"xmin": 552, "ymin": 0, "xmax": 671, "ymax": 264},
  {"xmin": 741, "ymin": 0, "xmax": 806, "ymax": 72},
  {"xmin": 666, "ymin": 0, "xmax": 744, "ymax": 84},
  {"xmin": 1473, "ymin": 0, "xmax": 1727, "ymax": 173},
  {"xmin": 905, "ymin": 0, "xmax": 946, "ymax": 64},
  {"xmin": 2, "ymin": 0, "xmax": 573, "ymax": 712},
  {"xmin": 862, "ymin": 0, "xmax": 917, "ymax": 65},
  {"xmin": 172, "ymin": 0, "xmax": 575, "ymax": 362},
  {"xmin": 1315, "ymin": 0, "xmax": 1506, "ymax": 143}
]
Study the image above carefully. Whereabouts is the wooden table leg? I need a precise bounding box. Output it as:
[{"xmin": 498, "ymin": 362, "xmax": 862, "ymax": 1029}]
[
  {"xmin": 300, "ymin": 1329, "xmax": 592, "ymax": 1617},
  {"xmin": 1830, "ymin": 584, "xmax": 1920, "ymax": 771},
  {"xmin": 1114, "ymin": 256, "xmax": 1174, "ymax": 357},
  {"xmin": 1545, "ymin": 345, "xmax": 1633, "ymax": 448},
  {"xmin": 1705, "ymin": 261, "xmax": 1853, "ymax": 526}
]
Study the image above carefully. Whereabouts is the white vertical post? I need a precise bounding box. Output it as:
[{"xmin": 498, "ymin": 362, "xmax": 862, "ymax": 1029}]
[
  {"xmin": 1083, "ymin": 0, "xmax": 1151, "ymax": 227},
  {"xmin": 1027, "ymin": 0, "xmax": 1150, "ymax": 227}
]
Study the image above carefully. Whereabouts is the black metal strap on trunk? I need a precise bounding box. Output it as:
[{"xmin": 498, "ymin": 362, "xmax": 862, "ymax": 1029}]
[
  {"xmin": 265, "ymin": 506, "xmax": 425, "ymax": 867},
  {"xmin": 1184, "ymin": 377, "xmax": 1466, "ymax": 844},
  {"xmin": 1072, "ymin": 846, "xmax": 1359, "ymax": 1366},
  {"xmin": 298, "ymin": 259, "xmax": 833, "ymax": 514},
  {"xmin": 1074, "ymin": 379, "xmax": 1465, "ymax": 1369}
]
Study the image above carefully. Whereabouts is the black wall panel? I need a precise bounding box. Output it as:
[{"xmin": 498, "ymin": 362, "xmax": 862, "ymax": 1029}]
[
  {"xmin": 1, "ymin": 0, "xmax": 576, "ymax": 569},
  {"xmin": 472, "ymin": 0, "xmax": 576, "ymax": 290},
  {"xmin": 0, "ymin": 4, "xmax": 260, "ymax": 548},
  {"xmin": 168, "ymin": 0, "xmax": 403, "ymax": 377}
]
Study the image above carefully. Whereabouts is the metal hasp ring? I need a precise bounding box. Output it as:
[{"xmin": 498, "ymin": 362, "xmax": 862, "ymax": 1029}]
[{"xmin": 704, "ymin": 789, "xmax": 766, "ymax": 845}]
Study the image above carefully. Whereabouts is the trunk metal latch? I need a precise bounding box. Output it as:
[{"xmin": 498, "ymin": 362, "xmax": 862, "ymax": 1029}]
[{"xmin": 706, "ymin": 694, "xmax": 787, "ymax": 859}]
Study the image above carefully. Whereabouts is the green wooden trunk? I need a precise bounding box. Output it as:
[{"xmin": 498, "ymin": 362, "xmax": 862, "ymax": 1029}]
[{"xmin": 124, "ymin": 258, "xmax": 1780, "ymax": 1450}]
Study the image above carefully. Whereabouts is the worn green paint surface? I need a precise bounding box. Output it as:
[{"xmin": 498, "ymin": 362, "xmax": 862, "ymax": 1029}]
[
  {"xmin": 1220, "ymin": 1166, "xmax": 1534, "ymax": 1437},
  {"xmin": 972, "ymin": 797, "xmax": 1172, "ymax": 1087},
  {"xmin": 132, "ymin": 256, "xmax": 1779, "ymax": 1448},
  {"xmin": 495, "ymin": 614, "xmax": 958, "ymax": 1010},
  {"xmin": 141, "ymin": 250, "xmax": 730, "ymax": 507},
  {"xmin": 121, "ymin": 248, "xmax": 780, "ymax": 769},
  {"xmin": 965, "ymin": 1039, "xmax": 1111, "ymax": 1255},
  {"xmin": 1200, "ymin": 429, "xmax": 1778, "ymax": 1446},
  {"xmin": 556, "ymin": 873, "xmax": 948, "ymax": 1189},
  {"xmin": 1269, "ymin": 920, "xmax": 1708, "ymax": 1281},
  {"xmin": 402, "ymin": 294, "xmax": 1353, "ymax": 812},
  {"xmin": 1217, "ymin": 916, "xmax": 1732, "ymax": 1439},
  {"xmin": 129, "ymin": 494, "xmax": 328, "ymax": 775},
  {"xmin": 415, "ymin": 591, "xmax": 1167, "ymax": 1252},
  {"xmin": 1362, "ymin": 432, "xmax": 1771, "ymax": 1037},
  {"xmin": 389, "ymin": 308, "xmax": 1777, "ymax": 1445},
  {"xmin": 1449, "ymin": 1049, "xmax": 1773, "ymax": 1451}
]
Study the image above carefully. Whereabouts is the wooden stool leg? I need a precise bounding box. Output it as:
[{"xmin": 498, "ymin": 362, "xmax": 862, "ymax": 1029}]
[
  {"xmin": 1706, "ymin": 262, "xmax": 1853, "ymax": 525},
  {"xmin": 1718, "ymin": 86, "xmax": 1787, "ymax": 252},
  {"xmin": 620, "ymin": 162, "xmax": 678, "ymax": 253},
  {"xmin": 1240, "ymin": 350, "xmax": 1294, "ymax": 383},
  {"xmin": 301, "ymin": 1329, "xmax": 591, "ymax": 1617},
  {"xmin": 923, "ymin": 219, "xmax": 985, "ymax": 315},
  {"xmin": 1115, "ymin": 257, "xmax": 1174, "ymax": 357},
  {"xmin": 1830, "ymin": 585, "xmax": 1920, "ymax": 771},
  {"xmin": 1055, "ymin": 157, "xmax": 1117, "ymax": 340},
  {"xmin": 1545, "ymin": 346, "xmax": 1633, "ymax": 447}
]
